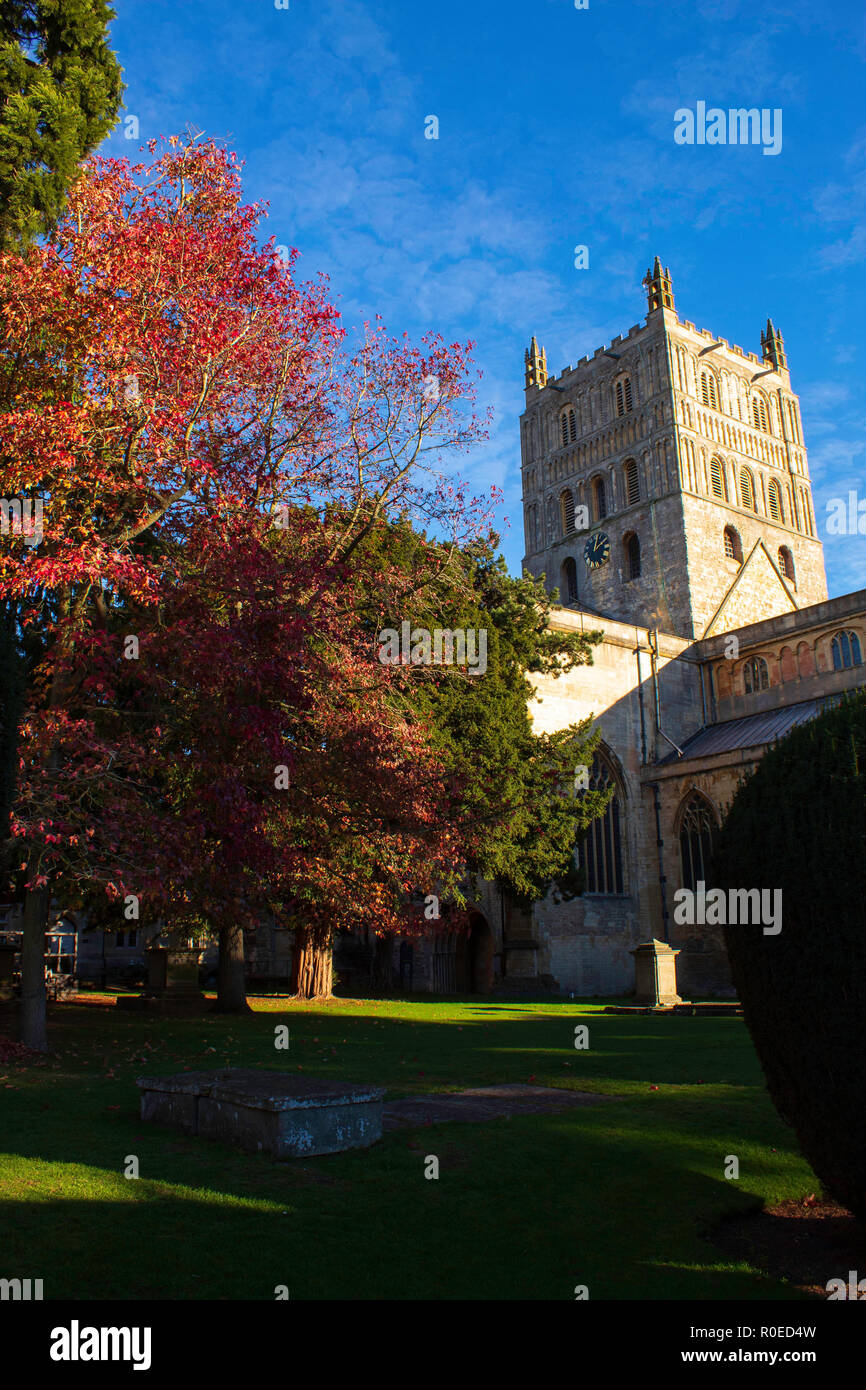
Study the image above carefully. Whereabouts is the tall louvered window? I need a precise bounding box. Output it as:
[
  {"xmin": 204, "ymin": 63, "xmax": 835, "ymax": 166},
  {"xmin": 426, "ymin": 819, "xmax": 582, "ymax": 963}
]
[
  {"xmin": 615, "ymin": 377, "xmax": 633, "ymax": 416},
  {"xmin": 768, "ymin": 479, "xmax": 783, "ymax": 522},
  {"xmin": 710, "ymin": 458, "xmax": 726, "ymax": 499},
  {"xmin": 624, "ymin": 458, "xmax": 640, "ymax": 506},
  {"xmin": 560, "ymin": 488, "xmax": 576, "ymax": 536},
  {"xmin": 701, "ymin": 373, "xmax": 718, "ymax": 410},
  {"xmin": 740, "ymin": 468, "xmax": 755, "ymax": 511}
]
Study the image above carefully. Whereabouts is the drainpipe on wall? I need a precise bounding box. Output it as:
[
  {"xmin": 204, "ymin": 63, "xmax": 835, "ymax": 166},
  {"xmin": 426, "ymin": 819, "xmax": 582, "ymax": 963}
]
[
  {"xmin": 698, "ymin": 660, "xmax": 708, "ymax": 727},
  {"xmin": 635, "ymin": 636, "xmax": 648, "ymax": 765},
  {"xmin": 650, "ymin": 781, "xmax": 670, "ymax": 944}
]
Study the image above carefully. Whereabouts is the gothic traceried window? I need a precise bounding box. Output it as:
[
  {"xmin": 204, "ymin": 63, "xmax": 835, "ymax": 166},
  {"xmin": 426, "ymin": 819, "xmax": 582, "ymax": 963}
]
[
  {"xmin": 743, "ymin": 655, "xmax": 770, "ymax": 693},
  {"xmin": 679, "ymin": 794, "xmax": 717, "ymax": 894},
  {"xmin": 831, "ymin": 630, "xmax": 863, "ymax": 671},
  {"xmin": 575, "ymin": 752, "xmax": 624, "ymax": 895}
]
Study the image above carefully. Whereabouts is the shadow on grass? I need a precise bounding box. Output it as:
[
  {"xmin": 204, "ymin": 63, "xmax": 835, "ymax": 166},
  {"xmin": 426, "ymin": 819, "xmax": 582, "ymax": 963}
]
[{"xmin": 0, "ymin": 999, "xmax": 816, "ymax": 1300}]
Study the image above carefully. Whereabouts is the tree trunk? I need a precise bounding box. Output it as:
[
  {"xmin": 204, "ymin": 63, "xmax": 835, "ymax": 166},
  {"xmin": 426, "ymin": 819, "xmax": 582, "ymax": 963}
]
[
  {"xmin": 213, "ymin": 920, "xmax": 251, "ymax": 1013},
  {"xmin": 0, "ymin": 598, "xmax": 25, "ymax": 856},
  {"xmin": 20, "ymin": 870, "xmax": 50, "ymax": 1051},
  {"xmin": 290, "ymin": 924, "xmax": 333, "ymax": 1000}
]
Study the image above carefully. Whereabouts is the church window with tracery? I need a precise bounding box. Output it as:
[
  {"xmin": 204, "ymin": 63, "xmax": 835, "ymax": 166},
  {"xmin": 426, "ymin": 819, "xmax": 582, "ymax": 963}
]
[
  {"xmin": 575, "ymin": 753, "xmax": 624, "ymax": 895},
  {"xmin": 678, "ymin": 794, "xmax": 717, "ymax": 894},
  {"xmin": 831, "ymin": 630, "xmax": 863, "ymax": 671},
  {"xmin": 743, "ymin": 656, "xmax": 770, "ymax": 693}
]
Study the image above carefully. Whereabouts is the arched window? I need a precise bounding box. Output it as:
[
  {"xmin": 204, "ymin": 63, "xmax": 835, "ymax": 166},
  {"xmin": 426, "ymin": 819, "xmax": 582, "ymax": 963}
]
[
  {"xmin": 778, "ymin": 546, "xmax": 795, "ymax": 582},
  {"xmin": 724, "ymin": 526, "xmax": 743, "ymax": 563},
  {"xmin": 561, "ymin": 409, "xmax": 576, "ymax": 446},
  {"xmin": 560, "ymin": 488, "xmax": 576, "ymax": 536},
  {"xmin": 831, "ymin": 631, "xmax": 863, "ymax": 671},
  {"xmin": 623, "ymin": 458, "xmax": 640, "ymax": 506},
  {"xmin": 568, "ymin": 407, "xmax": 576, "ymax": 442},
  {"xmin": 561, "ymin": 557, "xmax": 578, "ymax": 603},
  {"xmin": 700, "ymin": 372, "xmax": 718, "ymax": 410},
  {"xmin": 710, "ymin": 457, "xmax": 727, "ymax": 500},
  {"xmin": 768, "ymin": 478, "xmax": 784, "ymax": 522},
  {"xmin": 615, "ymin": 377, "xmax": 633, "ymax": 417},
  {"xmin": 743, "ymin": 655, "xmax": 770, "ymax": 693},
  {"xmin": 739, "ymin": 467, "xmax": 755, "ymax": 511},
  {"xmin": 751, "ymin": 396, "xmax": 769, "ymax": 432},
  {"xmin": 575, "ymin": 752, "xmax": 624, "ymax": 895},
  {"xmin": 623, "ymin": 531, "xmax": 640, "ymax": 580},
  {"xmin": 592, "ymin": 476, "xmax": 607, "ymax": 521},
  {"xmin": 679, "ymin": 794, "xmax": 717, "ymax": 894}
]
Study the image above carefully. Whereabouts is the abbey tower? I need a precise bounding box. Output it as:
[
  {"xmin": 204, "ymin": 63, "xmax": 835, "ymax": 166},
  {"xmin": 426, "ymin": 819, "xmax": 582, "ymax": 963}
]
[{"xmin": 520, "ymin": 259, "xmax": 828, "ymax": 639}]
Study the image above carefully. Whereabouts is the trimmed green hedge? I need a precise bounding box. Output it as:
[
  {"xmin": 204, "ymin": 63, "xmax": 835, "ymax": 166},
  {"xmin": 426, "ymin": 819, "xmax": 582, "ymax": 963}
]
[{"xmin": 714, "ymin": 691, "xmax": 866, "ymax": 1219}]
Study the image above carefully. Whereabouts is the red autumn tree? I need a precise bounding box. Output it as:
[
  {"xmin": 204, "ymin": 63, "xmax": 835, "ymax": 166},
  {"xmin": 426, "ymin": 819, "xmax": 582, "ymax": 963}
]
[{"xmin": 0, "ymin": 134, "xmax": 489, "ymax": 1044}]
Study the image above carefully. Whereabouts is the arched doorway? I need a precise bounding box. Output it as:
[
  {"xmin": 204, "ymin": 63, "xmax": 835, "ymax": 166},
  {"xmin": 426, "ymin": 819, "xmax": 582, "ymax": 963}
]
[{"xmin": 467, "ymin": 913, "xmax": 494, "ymax": 995}]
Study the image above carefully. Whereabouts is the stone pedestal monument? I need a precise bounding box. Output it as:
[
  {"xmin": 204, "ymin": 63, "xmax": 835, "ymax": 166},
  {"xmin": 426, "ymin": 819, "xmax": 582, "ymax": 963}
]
[{"xmin": 631, "ymin": 939, "xmax": 682, "ymax": 1008}]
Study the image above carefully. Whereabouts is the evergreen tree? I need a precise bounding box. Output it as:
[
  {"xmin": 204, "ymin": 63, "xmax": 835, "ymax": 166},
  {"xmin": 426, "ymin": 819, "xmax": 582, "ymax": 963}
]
[
  {"xmin": 353, "ymin": 521, "xmax": 610, "ymax": 907},
  {"xmin": 0, "ymin": 0, "xmax": 123, "ymax": 250},
  {"xmin": 714, "ymin": 692, "xmax": 866, "ymax": 1219}
]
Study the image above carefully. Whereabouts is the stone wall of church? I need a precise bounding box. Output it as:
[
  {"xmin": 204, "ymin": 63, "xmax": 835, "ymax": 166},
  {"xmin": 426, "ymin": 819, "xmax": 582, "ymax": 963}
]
[
  {"xmin": 522, "ymin": 609, "xmax": 709, "ymax": 995},
  {"xmin": 701, "ymin": 589, "xmax": 866, "ymax": 720},
  {"xmin": 678, "ymin": 495, "xmax": 827, "ymax": 637},
  {"xmin": 645, "ymin": 756, "xmax": 755, "ymax": 998}
]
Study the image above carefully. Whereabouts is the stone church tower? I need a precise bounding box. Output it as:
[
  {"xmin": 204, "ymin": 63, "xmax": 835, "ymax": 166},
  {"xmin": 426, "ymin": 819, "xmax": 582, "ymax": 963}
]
[{"xmin": 521, "ymin": 259, "xmax": 827, "ymax": 638}]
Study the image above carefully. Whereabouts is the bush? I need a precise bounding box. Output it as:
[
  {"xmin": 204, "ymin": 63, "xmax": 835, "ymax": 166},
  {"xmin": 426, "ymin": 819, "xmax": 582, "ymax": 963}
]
[{"xmin": 713, "ymin": 692, "xmax": 866, "ymax": 1219}]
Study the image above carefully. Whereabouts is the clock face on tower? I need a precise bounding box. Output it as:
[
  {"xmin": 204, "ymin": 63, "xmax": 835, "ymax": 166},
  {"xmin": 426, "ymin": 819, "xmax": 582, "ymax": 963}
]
[{"xmin": 584, "ymin": 531, "xmax": 611, "ymax": 570}]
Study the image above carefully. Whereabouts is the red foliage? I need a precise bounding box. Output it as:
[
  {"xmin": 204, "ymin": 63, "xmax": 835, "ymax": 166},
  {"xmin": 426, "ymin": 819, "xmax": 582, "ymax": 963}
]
[{"xmin": 0, "ymin": 135, "xmax": 491, "ymax": 942}]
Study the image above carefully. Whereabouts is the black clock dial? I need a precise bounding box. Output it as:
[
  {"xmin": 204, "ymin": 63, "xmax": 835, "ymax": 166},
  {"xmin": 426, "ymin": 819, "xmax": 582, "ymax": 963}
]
[{"xmin": 584, "ymin": 531, "xmax": 611, "ymax": 569}]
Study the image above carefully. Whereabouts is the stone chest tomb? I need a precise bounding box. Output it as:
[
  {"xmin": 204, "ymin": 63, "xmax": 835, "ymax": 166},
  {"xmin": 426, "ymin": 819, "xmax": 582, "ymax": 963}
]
[{"xmin": 137, "ymin": 1069, "xmax": 384, "ymax": 1157}]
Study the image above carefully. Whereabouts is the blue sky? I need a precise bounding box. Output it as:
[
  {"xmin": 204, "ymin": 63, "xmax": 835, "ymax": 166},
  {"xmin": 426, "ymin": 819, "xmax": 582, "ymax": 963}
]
[{"xmin": 103, "ymin": 0, "xmax": 866, "ymax": 597}]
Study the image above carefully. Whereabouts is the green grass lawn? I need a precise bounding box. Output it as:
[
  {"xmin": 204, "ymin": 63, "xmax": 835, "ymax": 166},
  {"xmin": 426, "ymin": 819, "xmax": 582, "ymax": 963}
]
[{"xmin": 0, "ymin": 995, "xmax": 819, "ymax": 1300}]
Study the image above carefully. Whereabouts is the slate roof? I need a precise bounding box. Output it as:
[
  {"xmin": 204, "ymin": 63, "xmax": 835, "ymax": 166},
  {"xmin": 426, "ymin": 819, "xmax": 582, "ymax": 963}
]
[{"xmin": 659, "ymin": 693, "xmax": 854, "ymax": 764}]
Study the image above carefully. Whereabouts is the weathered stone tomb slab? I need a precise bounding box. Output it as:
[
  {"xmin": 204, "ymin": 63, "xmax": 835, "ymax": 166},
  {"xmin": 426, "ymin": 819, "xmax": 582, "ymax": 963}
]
[{"xmin": 136, "ymin": 1069, "xmax": 384, "ymax": 1157}]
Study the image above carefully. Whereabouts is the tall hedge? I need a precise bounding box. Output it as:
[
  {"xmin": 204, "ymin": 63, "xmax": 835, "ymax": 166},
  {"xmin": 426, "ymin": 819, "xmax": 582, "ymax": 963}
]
[{"xmin": 713, "ymin": 692, "xmax": 866, "ymax": 1219}]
